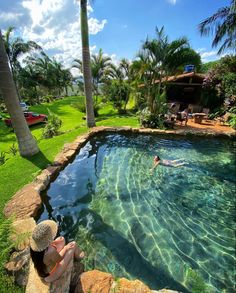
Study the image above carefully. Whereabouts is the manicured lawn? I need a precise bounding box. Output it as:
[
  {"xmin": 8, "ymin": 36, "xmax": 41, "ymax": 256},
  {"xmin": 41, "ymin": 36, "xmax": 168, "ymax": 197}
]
[{"xmin": 0, "ymin": 96, "xmax": 139, "ymax": 220}]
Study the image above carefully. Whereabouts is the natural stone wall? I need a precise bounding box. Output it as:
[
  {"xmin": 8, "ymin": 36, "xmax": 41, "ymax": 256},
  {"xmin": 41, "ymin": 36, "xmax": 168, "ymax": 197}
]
[
  {"xmin": 11, "ymin": 217, "xmax": 36, "ymax": 250},
  {"xmin": 70, "ymin": 269, "xmax": 179, "ymax": 293},
  {"xmin": 4, "ymin": 183, "xmax": 42, "ymax": 219}
]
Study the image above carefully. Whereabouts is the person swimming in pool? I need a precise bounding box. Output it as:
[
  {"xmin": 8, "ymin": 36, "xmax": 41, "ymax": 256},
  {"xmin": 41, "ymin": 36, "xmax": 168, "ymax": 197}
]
[{"xmin": 151, "ymin": 155, "xmax": 187, "ymax": 172}]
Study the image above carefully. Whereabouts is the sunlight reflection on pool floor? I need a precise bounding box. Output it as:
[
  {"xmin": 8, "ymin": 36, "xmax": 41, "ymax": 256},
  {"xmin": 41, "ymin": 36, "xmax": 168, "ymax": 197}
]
[{"xmin": 40, "ymin": 133, "xmax": 236, "ymax": 292}]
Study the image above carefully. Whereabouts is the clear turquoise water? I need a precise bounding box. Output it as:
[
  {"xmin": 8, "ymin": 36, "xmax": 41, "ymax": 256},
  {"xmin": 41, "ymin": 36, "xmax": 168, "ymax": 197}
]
[{"xmin": 40, "ymin": 133, "xmax": 236, "ymax": 292}]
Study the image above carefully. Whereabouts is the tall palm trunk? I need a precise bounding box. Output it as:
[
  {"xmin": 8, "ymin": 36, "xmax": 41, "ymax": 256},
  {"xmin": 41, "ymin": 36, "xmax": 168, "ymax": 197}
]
[
  {"xmin": 80, "ymin": 0, "xmax": 96, "ymax": 127},
  {"xmin": 0, "ymin": 30, "xmax": 39, "ymax": 157}
]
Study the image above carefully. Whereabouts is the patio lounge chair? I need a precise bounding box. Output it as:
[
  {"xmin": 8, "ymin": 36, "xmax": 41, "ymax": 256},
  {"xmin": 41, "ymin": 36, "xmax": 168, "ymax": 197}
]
[
  {"xmin": 214, "ymin": 112, "xmax": 231, "ymax": 125},
  {"xmin": 169, "ymin": 103, "xmax": 180, "ymax": 115}
]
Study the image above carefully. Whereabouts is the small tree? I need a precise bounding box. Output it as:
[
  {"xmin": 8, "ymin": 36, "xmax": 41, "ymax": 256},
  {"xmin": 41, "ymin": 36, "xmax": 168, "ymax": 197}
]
[
  {"xmin": 104, "ymin": 80, "xmax": 130, "ymax": 113},
  {"xmin": 42, "ymin": 110, "xmax": 62, "ymax": 138}
]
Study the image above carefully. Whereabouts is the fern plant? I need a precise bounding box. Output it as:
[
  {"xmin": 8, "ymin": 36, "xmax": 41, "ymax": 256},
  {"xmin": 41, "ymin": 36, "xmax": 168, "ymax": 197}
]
[
  {"xmin": 0, "ymin": 217, "xmax": 23, "ymax": 292},
  {"xmin": 8, "ymin": 143, "xmax": 18, "ymax": 156},
  {"xmin": 0, "ymin": 152, "xmax": 8, "ymax": 165}
]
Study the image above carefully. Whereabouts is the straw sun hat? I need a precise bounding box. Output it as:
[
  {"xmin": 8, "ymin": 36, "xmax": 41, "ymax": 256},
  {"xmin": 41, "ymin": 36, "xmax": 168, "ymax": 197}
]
[{"xmin": 30, "ymin": 220, "xmax": 58, "ymax": 252}]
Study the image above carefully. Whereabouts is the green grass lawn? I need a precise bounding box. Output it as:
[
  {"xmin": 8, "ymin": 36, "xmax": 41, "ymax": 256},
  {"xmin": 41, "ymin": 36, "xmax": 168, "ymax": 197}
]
[
  {"xmin": 0, "ymin": 95, "xmax": 138, "ymax": 292},
  {"xmin": 0, "ymin": 96, "xmax": 138, "ymax": 219}
]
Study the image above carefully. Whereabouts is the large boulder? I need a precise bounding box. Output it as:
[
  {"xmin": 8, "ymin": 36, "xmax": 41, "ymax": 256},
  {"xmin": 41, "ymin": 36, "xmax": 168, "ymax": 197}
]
[
  {"xmin": 34, "ymin": 166, "xmax": 61, "ymax": 192},
  {"xmin": 69, "ymin": 261, "xmax": 85, "ymax": 292},
  {"xmin": 26, "ymin": 258, "xmax": 74, "ymax": 293},
  {"xmin": 117, "ymin": 278, "xmax": 152, "ymax": 293},
  {"xmin": 75, "ymin": 270, "xmax": 114, "ymax": 293},
  {"xmin": 152, "ymin": 289, "xmax": 181, "ymax": 293},
  {"xmin": 5, "ymin": 247, "xmax": 30, "ymax": 287},
  {"xmin": 4, "ymin": 184, "xmax": 42, "ymax": 219},
  {"xmin": 26, "ymin": 260, "xmax": 50, "ymax": 293},
  {"xmin": 11, "ymin": 218, "xmax": 36, "ymax": 251}
]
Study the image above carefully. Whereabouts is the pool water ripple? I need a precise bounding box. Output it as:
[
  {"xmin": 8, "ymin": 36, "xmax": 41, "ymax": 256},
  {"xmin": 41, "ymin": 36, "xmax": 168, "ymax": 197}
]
[{"xmin": 40, "ymin": 133, "xmax": 235, "ymax": 292}]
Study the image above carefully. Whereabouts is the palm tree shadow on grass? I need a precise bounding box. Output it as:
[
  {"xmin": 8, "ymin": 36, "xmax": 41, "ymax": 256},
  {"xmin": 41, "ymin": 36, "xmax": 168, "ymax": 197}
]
[
  {"xmin": 25, "ymin": 150, "xmax": 51, "ymax": 169},
  {"xmin": 76, "ymin": 209, "xmax": 190, "ymax": 292}
]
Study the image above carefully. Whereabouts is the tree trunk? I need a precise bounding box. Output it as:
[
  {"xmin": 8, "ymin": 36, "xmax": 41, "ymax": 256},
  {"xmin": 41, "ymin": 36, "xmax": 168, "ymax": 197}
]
[
  {"xmin": 0, "ymin": 30, "xmax": 39, "ymax": 157},
  {"xmin": 80, "ymin": 0, "xmax": 96, "ymax": 127}
]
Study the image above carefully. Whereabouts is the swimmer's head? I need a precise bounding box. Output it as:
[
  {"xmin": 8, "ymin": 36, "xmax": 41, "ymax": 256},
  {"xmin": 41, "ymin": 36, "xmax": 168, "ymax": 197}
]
[{"xmin": 154, "ymin": 155, "xmax": 160, "ymax": 161}]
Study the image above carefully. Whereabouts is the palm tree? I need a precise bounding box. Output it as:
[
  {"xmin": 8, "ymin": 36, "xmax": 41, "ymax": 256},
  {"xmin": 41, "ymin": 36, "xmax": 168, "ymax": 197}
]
[
  {"xmin": 73, "ymin": 49, "xmax": 112, "ymax": 98},
  {"xmin": 0, "ymin": 30, "xmax": 39, "ymax": 157},
  {"xmin": 25, "ymin": 52, "xmax": 72, "ymax": 97},
  {"xmin": 79, "ymin": 0, "xmax": 96, "ymax": 127},
  {"xmin": 134, "ymin": 27, "xmax": 200, "ymax": 113},
  {"xmin": 90, "ymin": 49, "xmax": 112, "ymax": 97},
  {"xmin": 199, "ymin": 0, "xmax": 236, "ymax": 54},
  {"xmin": 102, "ymin": 59, "xmax": 132, "ymax": 111},
  {"xmin": 3, "ymin": 27, "xmax": 42, "ymax": 100},
  {"xmin": 4, "ymin": 27, "xmax": 42, "ymax": 73}
]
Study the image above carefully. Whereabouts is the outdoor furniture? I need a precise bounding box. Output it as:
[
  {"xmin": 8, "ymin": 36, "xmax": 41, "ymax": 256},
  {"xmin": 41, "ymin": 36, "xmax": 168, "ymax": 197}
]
[
  {"xmin": 176, "ymin": 111, "xmax": 188, "ymax": 126},
  {"xmin": 202, "ymin": 108, "xmax": 210, "ymax": 120},
  {"xmin": 169, "ymin": 103, "xmax": 180, "ymax": 114},
  {"xmin": 193, "ymin": 113, "xmax": 206, "ymax": 124},
  {"xmin": 214, "ymin": 112, "xmax": 231, "ymax": 125}
]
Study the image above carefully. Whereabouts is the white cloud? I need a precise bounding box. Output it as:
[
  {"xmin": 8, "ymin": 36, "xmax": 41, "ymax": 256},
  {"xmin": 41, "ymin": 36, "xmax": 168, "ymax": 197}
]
[
  {"xmin": 196, "ymin": 48, "xmax": 206, "ymax": 53},
  {"xmin": 17, "ymin": 0, "xmax": 107, "ymax": 71},
  {"xmin": 198, "ymin": 50, "xmax": 217, "ymax": 63},
  {"xmin": 1, "ymin": 0, "xmax": 110, "ymax": 76},
  {"xmin": 0, "ymin": 11, "xmax": 22, "ymax": 22},
  {"xmin": 168, "ymin": 0, "xmax": 177, "ymax": 5},
  {"xmin": 22, "ymin": 0, "xmax": 64, "ymax": 28},
  {"xmin": 88, "ymin": 18, "xmax": 107, "ymax": 34},
  {"xmin": 201, "ymin": 51, "xmax": 218, "ymax": 58}
]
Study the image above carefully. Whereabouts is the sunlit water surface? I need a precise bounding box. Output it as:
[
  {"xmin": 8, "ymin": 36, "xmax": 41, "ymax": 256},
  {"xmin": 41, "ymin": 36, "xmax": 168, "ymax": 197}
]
[{"xmin": 40, "ymin": 133, "xmax": 236, "ymax": 292}]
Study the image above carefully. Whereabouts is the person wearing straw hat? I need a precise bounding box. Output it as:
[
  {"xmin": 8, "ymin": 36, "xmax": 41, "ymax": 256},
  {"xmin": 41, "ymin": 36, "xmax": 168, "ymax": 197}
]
[{"xmin": 30, "ymin": 220, "xmax": 84, "ymax": 283}]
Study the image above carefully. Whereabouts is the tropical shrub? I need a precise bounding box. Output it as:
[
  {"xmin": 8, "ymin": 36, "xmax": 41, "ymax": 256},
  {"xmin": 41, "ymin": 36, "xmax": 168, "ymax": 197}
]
[
  {"xmin": 228, "ymin": 114, "xmax": 236, "ymax": 129},
  {"xmin": 139, "ymin": 90, "xmax": 168, "ymax": 128},
  {"xmin": 42, "ymin": 110, "xmax": 62, "ymax": 138},
  {"xmin": 0, "ymin": 218, "xmax": 23, "ymax": 293},
  {"xmin": 140, "ymin": 107, "xmax": 165, "ymax": 128},
  {"xmin": 104, "ymin": 80, "xmax": 130, "ymax": 113},
  {"xmin": 222, "ymin": 73, "xmax": 236, "ymax": 99},
  {"xmin": 72, "ymin": 102, "xmax": 86, "ymax": 113},
  {"xmin": 201, "ymin": 55, "xmax": 236, "ymax": 111},
  {"xmin": 200, "ymin": 60, "xmax": 219, "ymax": 73},
  {"xmin": 228, "ymin": 105, "xmax": 236, "ymax": 114},
  {"xmin": 40, "ymin": 95, "xmax": 55, "ymax": 103},
  {"xmin": 72, "ymin": 101, "xmax": 100, "ymax": 117}
]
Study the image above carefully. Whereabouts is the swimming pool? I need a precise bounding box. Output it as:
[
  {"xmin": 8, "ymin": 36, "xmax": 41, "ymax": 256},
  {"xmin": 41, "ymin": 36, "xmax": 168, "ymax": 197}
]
[{"xmin": 40, "ymin": 132, "xmax": 236, "ymax": 292}]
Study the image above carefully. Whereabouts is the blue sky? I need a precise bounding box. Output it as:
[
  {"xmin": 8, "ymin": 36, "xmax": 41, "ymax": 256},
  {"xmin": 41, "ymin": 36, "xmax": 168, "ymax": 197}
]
[{"xmin": 0, "ymin": 0, "xmax": 231, "ymax": 75}]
